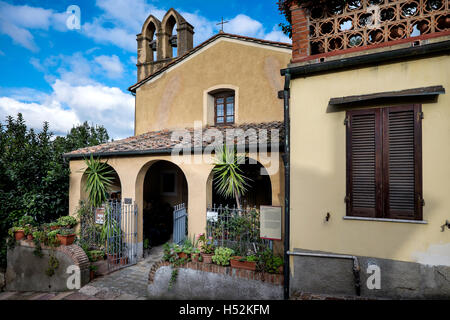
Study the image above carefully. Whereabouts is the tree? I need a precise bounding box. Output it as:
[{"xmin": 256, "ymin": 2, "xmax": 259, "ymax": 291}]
[
  {"xmin": 0, "ymin": 114, "xmax": 110, "ymax": 268},
  {"xmin": 212, "ymin": 145, "xmax": 251, "ymax": 210}
]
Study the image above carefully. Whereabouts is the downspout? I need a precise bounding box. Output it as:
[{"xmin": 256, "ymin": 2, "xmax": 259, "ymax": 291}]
[
  {"xmin": 282, "ymin": 71, "xmax": 291, "ymax": 300},
  {"xmin": 287, "ymin": 251, "xmax": 361, "ymax": 296}
]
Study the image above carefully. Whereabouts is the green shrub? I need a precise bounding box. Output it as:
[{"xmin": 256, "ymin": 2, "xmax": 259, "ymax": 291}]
[
  {"xmin": 212, "ymin": 247, "xmax": 235, "ymax": 266},
  {"xmin": 57, "ymin": 216, "xmax": 77, "ymax": 228}
]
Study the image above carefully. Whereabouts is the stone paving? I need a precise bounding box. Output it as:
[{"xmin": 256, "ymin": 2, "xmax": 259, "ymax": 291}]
[{"xmin": 0, "ymin": 245, "xmax": 164, "ymax": 301}]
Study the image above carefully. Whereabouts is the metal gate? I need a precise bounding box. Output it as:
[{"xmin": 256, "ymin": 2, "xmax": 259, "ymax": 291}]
[
  {"xmin": 173, "ymin": 203, "xmax": 187, "ymax": 245},
  {"xmin": 104, "ymin": 201, "xmax": 138, "ymax": 272}
]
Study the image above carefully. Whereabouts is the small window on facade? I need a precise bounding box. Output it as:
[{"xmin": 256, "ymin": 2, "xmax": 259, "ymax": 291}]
[
  {"xmin": 346, "ymin": 105, "xmax": 423, "ymax": 221},
  {"xmin": 214, "ymin": 91, "xmax": 235, "ymax": 125}
]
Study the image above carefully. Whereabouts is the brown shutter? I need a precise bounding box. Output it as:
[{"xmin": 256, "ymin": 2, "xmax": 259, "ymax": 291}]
[
  {"xmin": 383, "ymin": 105, "xmax": 423, "ymax": 220},
  {"xmin": 346, "ymin": 109, "xmax": 382, "ymax": 217}
]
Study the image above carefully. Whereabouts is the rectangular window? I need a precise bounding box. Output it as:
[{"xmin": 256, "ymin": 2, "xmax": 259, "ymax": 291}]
[
  {"xmin": 346, "ymin": 105, "xmax": 423, "ymax": 221},
  {"xmin": 215, "ymin": 93, "xmax": 235, "ymax": 125}
]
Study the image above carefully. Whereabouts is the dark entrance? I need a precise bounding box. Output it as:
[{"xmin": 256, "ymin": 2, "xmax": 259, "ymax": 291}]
[{"xmin": 142, "ymin": 161, "xmax": 188, "ymax": 250}]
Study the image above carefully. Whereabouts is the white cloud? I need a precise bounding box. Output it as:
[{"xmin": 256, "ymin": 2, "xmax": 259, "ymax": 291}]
[
  {"xmin": 226, "ymin": 14, "xmax": 264, "ymax": 38},
  {"xmin": 264, "ymin": 25, "xmax": 292, "ymax": 43},
  {"xmin": 0, "ymin": 1, "xmax": 68, "ymax": 51},
  {"xmin": 94, "ymin": 55, "xmax": 124, "ymax": 79},
  {"xmin": 0, "ymin": 80, "xmax": 134, "ymax": 139},
  {"xmin": 0, "ymin": 96, "xmax": 79, "ymax": 134}
]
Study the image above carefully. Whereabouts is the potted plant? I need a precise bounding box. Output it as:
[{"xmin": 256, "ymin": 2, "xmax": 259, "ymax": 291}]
[
  {"xmin": 49, "ymin": 222, "xmax": 60, "ymax": 231},
  {"xmin": 24, "ymin": 225, "xmax": 36, "ymax": 241},
  {"xmin": 212, "ymin": 247, "xmax": 235, "ymax": 266},
  {"xmin": 191, "ymin": 248, "xmax": 201, "ymax": 262},
  {"xmin": 9, "ymin": 226, "xmax": 25, "ymax": 241},
  {"xmin": 46, "ymin": 230, "xmax": 61, "ymax": 247},
  {"xmin": 88, "ymin": 250, "xmax": 105, "ymax": 262},
  {"xmin": 230, "ymin": 255, "xmax": 258, "ymax": 271},
  {"xmin": 57, "ymin": 216, "xmax": 78, "ymax": 228},
  {"xmin": 197, "ymin": 233, "xmax": 215, "ymax": 264},
  {"xmin": 258, "ymin": 248, "xmax": 283, "ymax": 274},
  {"xmin": 56, "ymin": 228, "xmax": 76, "ymax": 246},
  {"xmin": 89, "ymin": 264, "xmax": 98, "ymax": 281}
]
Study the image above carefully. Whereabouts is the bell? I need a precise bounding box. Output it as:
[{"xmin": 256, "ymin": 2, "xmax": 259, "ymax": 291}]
[{"xmin": 417, "ymin": 21, "xmax": 429, "ymax": 34}]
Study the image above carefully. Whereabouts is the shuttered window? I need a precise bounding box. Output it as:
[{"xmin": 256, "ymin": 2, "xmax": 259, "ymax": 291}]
[{"xmin": 346, "ymin": 105, "xmax": 423, "ymax": 221}]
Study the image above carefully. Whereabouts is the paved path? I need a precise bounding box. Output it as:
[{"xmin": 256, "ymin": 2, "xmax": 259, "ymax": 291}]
[{"xmin": 0, "ymin": 245, "xmax": 164, "ymax": 301}]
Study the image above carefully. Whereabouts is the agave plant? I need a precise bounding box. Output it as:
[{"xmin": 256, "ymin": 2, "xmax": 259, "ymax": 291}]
[
  {"xmin": 83, "ymin": 155, "xmax": 115, "ymax": 208},
  {"xmin": 212, "ymin": 144, "xmax": 251, "ymax": 209}
]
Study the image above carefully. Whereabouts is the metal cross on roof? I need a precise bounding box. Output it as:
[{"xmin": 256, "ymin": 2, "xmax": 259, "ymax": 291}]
[{"xmin": 216, "ymin": 17, "xmax": 229, "ymax": 33}]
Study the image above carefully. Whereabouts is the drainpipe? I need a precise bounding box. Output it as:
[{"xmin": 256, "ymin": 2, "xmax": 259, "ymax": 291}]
[
  {"xmin": 282, "ymin": 71, "xmax": 291, "ymax": 300},
  {"xmin": 287, "ymin": 251, "xmax": 361, "ymax": 296}
]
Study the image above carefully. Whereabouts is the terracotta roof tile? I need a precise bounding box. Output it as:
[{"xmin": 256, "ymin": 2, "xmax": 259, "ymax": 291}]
[{"xmin": 64, "ymin": 121, "xmax": 284, "ymax": 159}]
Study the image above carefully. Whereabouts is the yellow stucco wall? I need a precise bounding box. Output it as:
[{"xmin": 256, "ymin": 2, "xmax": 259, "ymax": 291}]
[
  {"xmin": 290, "ymin": 54, "xmax": 450, "ymax": 265},
  {"xmin": 134, "ymin": 38, "xmax": 291, "ymax": 134}
]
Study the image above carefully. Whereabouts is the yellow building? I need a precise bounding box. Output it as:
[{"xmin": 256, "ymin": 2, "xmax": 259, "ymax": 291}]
[
  {"xmin": 282, "ymin": 0, "xmax": 450, "ymax": 299},
  {"xmin": 65, "ymin": 9, "xmax": 291, "ymax": 259}
]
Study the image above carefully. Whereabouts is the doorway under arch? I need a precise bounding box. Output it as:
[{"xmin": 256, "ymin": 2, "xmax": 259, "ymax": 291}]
[{"xmin": 142, "ymin": 160, "xmax": 188, "ymax": 250}]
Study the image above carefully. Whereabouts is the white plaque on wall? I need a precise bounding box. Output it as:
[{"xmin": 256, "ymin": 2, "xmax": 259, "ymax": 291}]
[
  {"xmin": 207, "ymin": 211, "xmax": 218, "ymax": 222},
  {"xmin": 260, "ymin": 206, "xmax": 282, "ymax": 241}
]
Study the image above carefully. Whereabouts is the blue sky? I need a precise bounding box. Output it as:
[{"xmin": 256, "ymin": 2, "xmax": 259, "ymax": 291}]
[{"xmin": 0, "ymin": 0, "xmax": 290, "ymax": 139}]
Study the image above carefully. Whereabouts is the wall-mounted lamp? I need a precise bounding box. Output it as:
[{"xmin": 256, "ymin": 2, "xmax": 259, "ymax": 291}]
[
  {"xmin": 325, "ymin": 212, "xmax": 331, "ymax": 223},
  {"xmin": 441, "ymin": 220, "xmax": 450, "ymax": 232}
]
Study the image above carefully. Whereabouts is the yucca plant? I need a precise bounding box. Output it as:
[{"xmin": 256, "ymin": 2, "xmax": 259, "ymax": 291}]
[
  {"xmin": 212, "ymin": 145, "xmax": 251, "ymax": 209},
  {"xmin": 83, "ymin": 155, "xmax": 115, "ymax": 208}
]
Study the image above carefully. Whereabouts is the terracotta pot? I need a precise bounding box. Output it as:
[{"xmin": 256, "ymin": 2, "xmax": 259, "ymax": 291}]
[
  {"xmin": 191, "ymin": 254, "xmax": 200, "ymax": 263},
  {"xmin": 177, "ymin": 252, "xmax": 188, "ymax": 260},
  {"xmin": 50, "ymin": 226, "xmax": 60, "ymax": 231},
  {"xmin": 119, "ymin": 257, "xmax": 129, "ymax": 265},
  {"xmin": 14, "ymin": 230, "xmax": 25, "ymax": 241},
  {"xmin": 56, "ymin": 234, "xmax": 75, "ymax": 246},
  {"xmin": 201, "ymin": 253, "xmax": 213, "ymax": 264},
  {"xmin": 26, "ymin": 234, "xmax": 34, "ymax": 241},
  {"xmin": 278, "ymin": 266, "xmax": 284, "ymax": 274},
  {"xmin": 90, "ymin": 270, "xmax": 95, "ymax": 281},
  {"xmin": 230, "ymin": 257, "xmax": 257, "ymax": 271}
]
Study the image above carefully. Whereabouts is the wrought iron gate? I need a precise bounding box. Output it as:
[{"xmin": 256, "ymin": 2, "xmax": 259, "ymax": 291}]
[
  {"xmin": 173, "ymin": 203, "xmax": 187, "ymax": 245},
  {"xmin": 104, "ymin": 201, "xmax": 138, "ymax": 272}
]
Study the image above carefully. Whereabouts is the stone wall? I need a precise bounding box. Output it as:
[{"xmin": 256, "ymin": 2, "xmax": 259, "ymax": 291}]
[
  {"xmin": 291, "ymin": 249, "xmax": 450, "ymax": 299},
  {"xmin": 148, "ymin": 261, "xmax": 283, "ymax": 300},
  {"xmin": 6, "ymin": 240, "xmax": 90, "ymax": 292}
]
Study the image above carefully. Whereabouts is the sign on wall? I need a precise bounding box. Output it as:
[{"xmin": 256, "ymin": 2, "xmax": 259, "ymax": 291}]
[
  {"xmin": 95, "ymin": 207, "xmax": 105, "ymax": 225},
  {"xmin": 260, "ymin": 206, "xmax": 282, "ymax": 241}
]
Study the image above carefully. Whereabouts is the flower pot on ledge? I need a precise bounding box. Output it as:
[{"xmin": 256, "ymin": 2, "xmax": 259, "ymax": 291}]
[
  {"xmin": 201, "ymin": 253, "xmax": 213, "ymax": 264},
  {"xmin": 56, "ymin": 234, "xmax": 75, "ymax": 246},
  {"xmin": 14, "ymin": 230, "xmax": 25, "ymax": 241},
  {"xmin": 230, "ymin": 257, "xmax": 257, "ymax": 271},
  {"xmin": 177, "ymin": 252, "xmax": 188, "ymax": 260}
]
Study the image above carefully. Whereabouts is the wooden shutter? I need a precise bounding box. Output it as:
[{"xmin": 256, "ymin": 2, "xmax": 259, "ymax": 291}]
[
  {"xmin": 346, "ymin": 109, "xmax": 382, "ymax": 217},
  {"xmin": 383, "ymin": 105, "xmax": 423, "ymax": 220}
]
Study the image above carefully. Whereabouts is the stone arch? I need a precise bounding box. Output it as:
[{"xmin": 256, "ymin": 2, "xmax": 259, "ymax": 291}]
[
  {"xmin": 206, "ymin": 155, "xmax": 273, "ymax": 209},
  {"xmin": 79, "ymin": 160, "xmax": 123, "ymax": 203},
  {"xmin": 135, "ymin": 159, "xmax": 189, "ymax": 250},
  {"xmin": 161, "ymin": 9, "xmax": 184, "ymax": 59},
  {"xmin": 203, "ymin": 84, "xmax": 240, "ymax": 126},
  {"xmin": 139, "ymin": 15, "xmax": 162, "ymax": 64}
]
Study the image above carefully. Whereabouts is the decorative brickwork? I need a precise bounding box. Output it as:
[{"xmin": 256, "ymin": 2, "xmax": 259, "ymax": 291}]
[
  {"xmin": 291, "ymin": 0, "xmax": 450, "ymax": 61},
  {"xmin": 148, "ymin": 260, "xmax": 284, "ymax": 286}
]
